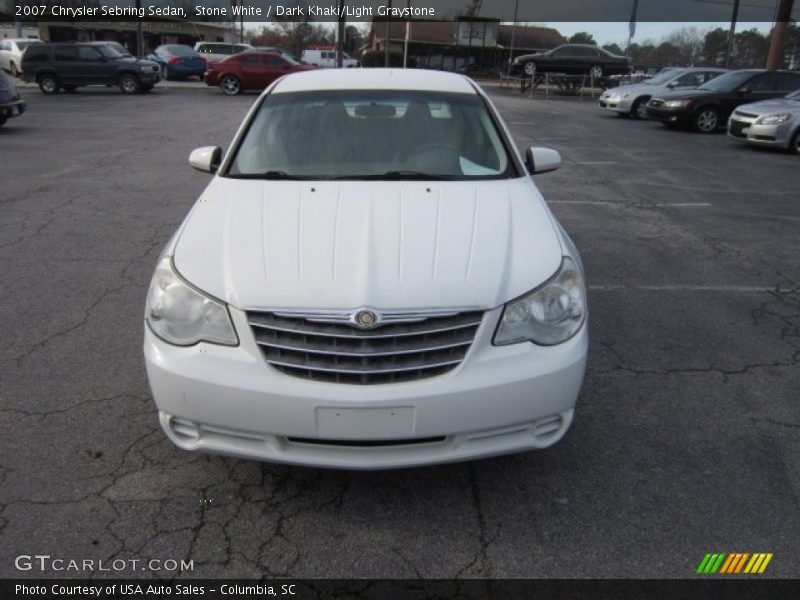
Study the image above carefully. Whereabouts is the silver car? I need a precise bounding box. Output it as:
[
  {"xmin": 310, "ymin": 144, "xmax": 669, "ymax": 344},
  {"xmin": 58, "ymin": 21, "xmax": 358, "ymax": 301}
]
[
  {"xmin": 0, "ymin": 38, "xmax": 42, "ymax": 77},
  {"xmin": 599, "ymin": 67, "xmax": 727, "ymax": 119},
  {"xmin": 728, "ymin": 90, "xmax": 800, "ymax": 154}
]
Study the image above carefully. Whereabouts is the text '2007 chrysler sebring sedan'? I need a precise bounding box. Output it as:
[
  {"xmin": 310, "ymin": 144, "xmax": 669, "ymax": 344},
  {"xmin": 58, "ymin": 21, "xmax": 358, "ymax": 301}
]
[{"xmin": 143, "ymin": 69, "xmax": 588, "ymax": 469}]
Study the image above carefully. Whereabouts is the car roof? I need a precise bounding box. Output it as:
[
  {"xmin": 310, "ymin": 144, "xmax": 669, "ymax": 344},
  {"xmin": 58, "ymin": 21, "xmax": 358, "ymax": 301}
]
[{"xmin": 272, "ymin": 68, "xmax": 476, "ymax": 94}]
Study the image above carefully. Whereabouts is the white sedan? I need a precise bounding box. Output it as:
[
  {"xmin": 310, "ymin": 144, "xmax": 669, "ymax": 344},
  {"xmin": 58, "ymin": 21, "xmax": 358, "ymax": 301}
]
[{"xmin": 144, "ymin": 69, "xmax": 588, "ymax": 469}]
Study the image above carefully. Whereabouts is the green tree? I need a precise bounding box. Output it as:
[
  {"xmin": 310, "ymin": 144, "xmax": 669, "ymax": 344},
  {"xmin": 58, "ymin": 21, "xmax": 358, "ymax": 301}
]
[
  {"xmin": 602, "ymin": 43, "xmax": 624, "ymax": 56},
  {"xmin": 703, "ymin": 27, "xmax": 729, "ymax": 67},
  {"xmin": 568, "ymin": 32, "xmax": 597, "ymax": 45}
]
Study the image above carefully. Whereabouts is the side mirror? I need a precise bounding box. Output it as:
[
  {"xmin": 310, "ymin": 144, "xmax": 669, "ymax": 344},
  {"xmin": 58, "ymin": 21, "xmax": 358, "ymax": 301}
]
[
  {"xmin": 189, "ymin": 146, "xmax": 222, "ymax": 174},
  {"xmin": 526, "ymin": 147, "xmax": 561, "ymax": 175},
  {"xmin": 666, "ymin": 81, "xmax": 677, "ymax": 88},
  {"xmin": 737, "ymin": 87, "xmax": 750, "ymax": 95}
]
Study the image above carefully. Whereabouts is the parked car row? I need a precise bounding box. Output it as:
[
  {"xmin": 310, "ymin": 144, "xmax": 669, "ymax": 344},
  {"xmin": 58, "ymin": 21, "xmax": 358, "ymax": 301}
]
[
  {"xmin": 512, "ymin": 44, "xmax": 631, "ymax": 79},
  {"xmin": 601, "ymin": 68, "xmax": 800, "ymax": 153}
]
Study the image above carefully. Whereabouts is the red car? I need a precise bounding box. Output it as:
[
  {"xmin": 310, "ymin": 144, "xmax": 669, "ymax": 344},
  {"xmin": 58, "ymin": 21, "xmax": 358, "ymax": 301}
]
[{"xmin": 204, "ymin": 51, "xmax": 315, "ymax": 95}]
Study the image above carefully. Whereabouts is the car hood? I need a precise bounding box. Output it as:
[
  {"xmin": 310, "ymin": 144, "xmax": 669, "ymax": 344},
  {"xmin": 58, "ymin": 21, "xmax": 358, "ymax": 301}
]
[
  {"xmin": 655, "ymin": 88, "xmax": 717, "ymax": 101},
  {"xmin": 735, "ymin": 98, "xmax": 800, "ymax": 114},
  {"xmin": 173, "ymin": 178, "xmax": 564, "ymax": 311},
  {"xmin": 114, "ymin": 57, "xmax": 159, "ymax": 68}
]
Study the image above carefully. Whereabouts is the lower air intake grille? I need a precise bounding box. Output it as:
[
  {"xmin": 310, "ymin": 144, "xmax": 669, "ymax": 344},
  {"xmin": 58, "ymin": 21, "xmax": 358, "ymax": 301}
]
[{"xmin": 247, "ymin": 310, "xmax": 483, "ymax": 384}]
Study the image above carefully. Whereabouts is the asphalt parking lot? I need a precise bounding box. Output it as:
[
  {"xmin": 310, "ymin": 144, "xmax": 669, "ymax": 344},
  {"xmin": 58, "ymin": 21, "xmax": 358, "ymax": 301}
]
[{"xmin": 1, "ymin": 82, "xmax": 798, "ymax": 579}]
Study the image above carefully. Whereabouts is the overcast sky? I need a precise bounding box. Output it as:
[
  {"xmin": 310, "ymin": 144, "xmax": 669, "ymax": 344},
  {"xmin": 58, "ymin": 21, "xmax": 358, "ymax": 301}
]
[{"xmin": 549, "ymin": 21, "xmax": 774, "ymax": 45}]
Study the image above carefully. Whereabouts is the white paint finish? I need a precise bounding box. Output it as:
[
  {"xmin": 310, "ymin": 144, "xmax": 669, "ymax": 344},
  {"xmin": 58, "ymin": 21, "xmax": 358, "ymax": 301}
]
[
  {"xmin": 272, "ymin": 68, "xmax": 477, "ymax": 95},
  {"xmin": 173, "ymin": 178, "xmax": 563, "ymax": 311}
]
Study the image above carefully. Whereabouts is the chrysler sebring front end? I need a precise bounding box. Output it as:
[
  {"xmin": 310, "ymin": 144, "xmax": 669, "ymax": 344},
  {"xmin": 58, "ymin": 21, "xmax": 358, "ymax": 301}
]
[{"xmin": 143, "ymin": 69, "xmax": 588, "ymax": 469}]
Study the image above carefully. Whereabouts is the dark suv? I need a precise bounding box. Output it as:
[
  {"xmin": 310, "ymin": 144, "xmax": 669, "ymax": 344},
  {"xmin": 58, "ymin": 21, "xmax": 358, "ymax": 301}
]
[{"xmin": 21, "ymin": 42, "xmax": 161, "ymax": 95}]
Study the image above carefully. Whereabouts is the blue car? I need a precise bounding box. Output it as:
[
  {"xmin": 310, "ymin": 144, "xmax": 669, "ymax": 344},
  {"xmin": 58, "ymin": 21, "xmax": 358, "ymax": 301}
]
[{"xmin": 147, "ymin": 45, "xmax": 206, "ymax": 80}]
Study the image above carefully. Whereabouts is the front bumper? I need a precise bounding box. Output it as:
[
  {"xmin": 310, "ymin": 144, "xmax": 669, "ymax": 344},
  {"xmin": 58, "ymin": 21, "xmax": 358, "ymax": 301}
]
[
  {"xmin": 599, "ymin": 95, "xmax": 634, "ymax": 113},
  {"xmin": 0, "ymin": 99, "xmax": 26, "ymax": 120},
  {"xmin": 645, "ymin": 105, "xmax": 691, "ymax": 125},
  {"xmin": 144, "ymin": 306, "xmax": 588, "ymax": 469},
  {"xmin": 728, "ymin": 116, "xmax": 795, "ymax": 149}
]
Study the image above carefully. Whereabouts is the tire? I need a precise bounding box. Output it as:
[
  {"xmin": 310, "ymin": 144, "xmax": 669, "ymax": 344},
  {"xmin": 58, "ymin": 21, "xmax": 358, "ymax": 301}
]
[
  {"xmin": 0, "ymin": 114, "xmax": 6, "ymax": 127},
  {"xmin": 220, "ymin": 74, "xmax": 241, "ymax": 95},
  {"xmin": 119, "ymin": 73, "xmax": 142, "ymax": 95},
  {"xmin": 693, "ymin": 107, "xmax": 719, "ymax": 133},
  {"xmin": 38, "ymin": 74, "xmax": 60, "ymax": 95},
  {"xmin": 631, "ymin": 97, "xmax": 649, "ymax": 120},
  {"xmin": 524, "ymin": 61, "xmax": 536, "ymax": 77},
  {"xmin": 789, "ymin": 129, "xmax": 800, "ymax": 155},
  {"xmin": 62, "ymin": 85, "xmax": 78, "ymax": 93},
  {"xmin": 10, "ymin": 62, "xmax": 19, "ymax": 77},
  {"xmin": 589, "ymin": 65, "xmax": 603, "ymax": 79}
]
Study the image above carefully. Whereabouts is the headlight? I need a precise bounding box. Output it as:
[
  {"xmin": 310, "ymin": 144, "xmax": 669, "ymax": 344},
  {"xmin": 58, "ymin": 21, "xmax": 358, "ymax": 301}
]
[
  {"xmin": 145, "ymin": 256, "xmax": 237, "ymax": 346},
  {"xmin": 664, "ymin": 99, "xmax": 691, "ymax": 109},
  {"xmin": 756, "ymin": 113, "xmax": 791, "ymax": 125},
  {"xmin": 494, "ymin": 257, "xmax": 586, "ymax": 346}
]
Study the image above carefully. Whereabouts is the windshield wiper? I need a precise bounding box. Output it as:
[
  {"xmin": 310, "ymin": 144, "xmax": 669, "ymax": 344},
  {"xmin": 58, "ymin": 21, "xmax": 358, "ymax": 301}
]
[
  {"xmin": 333, "ymin": 171, "xmax": 455, "ymax": 181},
  {"xmin": 227, "ymin": 171, "xmax": 311, "ymax": 180}
]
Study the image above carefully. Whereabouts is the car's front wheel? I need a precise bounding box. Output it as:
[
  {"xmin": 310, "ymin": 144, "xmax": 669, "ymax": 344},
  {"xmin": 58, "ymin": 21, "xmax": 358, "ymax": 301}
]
[
  {"xmin": 524, "ymin": 61, "xmax": 536, "ymax": 77},
  {"xmin": 9, "ymin": 62, "xmax": 19, "ymax": 77},
  {"xmin": 119, "ymin": 73, "xmax": 142, "ymax": 95},
  {"xmin": 693, "ymin": 107, "xmax": 719, "ymax": 133},
  {"xmin": 631, "ymin": 97, "xmax": 649, "ymax": 120},
  {"xmin": 38, "ymin": 74, "xmax": 60, "ymax": 95},
  {"xmin": 790, "ymin": 129, "xmax": 800, "ymax": 155},
  {"xmin": 220, "ymin": 75, "xmax": 241, "ymax": 95},
  {"xmin": 589, "ymin": 65, "xmax": 603, "ymax": 79}
]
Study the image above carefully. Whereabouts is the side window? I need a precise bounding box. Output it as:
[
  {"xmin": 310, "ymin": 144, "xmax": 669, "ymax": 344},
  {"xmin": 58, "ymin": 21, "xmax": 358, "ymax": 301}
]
[
  {"xmin": 264, "ymin": 55, "xmax": 285, "ymax": 67},
  {"xmin": 552, "ymin": 47, "xmax": 573, "ymax": 57},
  {"xmin": 748, "ymin": 74, "xmax": 775, "ymax": 92},
  {"xmin": 196, "ymin": 44, "xmax": 209, "ymax": 54},
  {"xmin": 54, "ymin": 46, "xmax": 77, "ymax": 62},
  {"xmin": 77, "ymin": 46, "xmax": 102, "ymax": 61},
  {"xmin": 776, "ymin": 73, "xmax": 800, "ymax": 92},
  {"xmin": 0, "ymin": 41, "xmax": 8, "ymax": 51},
  {"xmin": 675, "ymin": 72, "xmax": 703, "ymax": 87},
  {"xmin": 703, "ymin": 71, "xmax": 722, "ymax": 83},
  {"xmin": 240, "ymin": 55, "xmax": 259, "ymax": 65}
]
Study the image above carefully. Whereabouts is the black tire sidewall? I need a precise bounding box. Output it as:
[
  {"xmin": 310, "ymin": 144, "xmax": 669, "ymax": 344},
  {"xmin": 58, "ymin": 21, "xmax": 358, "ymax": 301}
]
[
  {"xmin": 221, "ymin": 75, "xmax": 240, "ymax": 95},
  {"xmin": 693, "ymin": 107, "xmax": 719, "ymax": 133},
  {"xmin": 119, "ymin": 74, "xmax": 141, "ymax": 94},
  {"xmin": 632, "ymin": 97, "xmax": 649, "ymax": 119},
  {"xmin": 38, "ymin": 74, "xmax": 59, "ymax": 94}
]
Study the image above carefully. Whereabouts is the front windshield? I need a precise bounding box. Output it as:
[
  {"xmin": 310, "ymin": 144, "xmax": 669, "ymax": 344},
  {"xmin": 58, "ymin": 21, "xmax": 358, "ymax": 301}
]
[
  {"xmin": 646, "ymin": 69, "xmax": 686, "ymax": 85},
  {"xmin": 96, "ymin": 45, "xmax": 123, "ymax": 58},
  {"xmin": 228, "ymin": 90, "xmax": 515, "ymax": 180},
  {"xmin": 699, "ymin": 71, "xmax": 755, "ymax": 92}
]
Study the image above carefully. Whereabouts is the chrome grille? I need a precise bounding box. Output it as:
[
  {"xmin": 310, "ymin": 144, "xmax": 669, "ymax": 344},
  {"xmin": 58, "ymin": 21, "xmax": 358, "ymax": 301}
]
[{"xmin": 248, "ymin": 310, "xmax": 483, "ymax": 384}]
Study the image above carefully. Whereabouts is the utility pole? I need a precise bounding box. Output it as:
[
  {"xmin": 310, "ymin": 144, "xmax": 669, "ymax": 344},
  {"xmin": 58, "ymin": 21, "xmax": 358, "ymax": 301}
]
[
  {"xmin": 766, "ymin": 0, "xmax": 794, "ymax": 69},
  {"xmin": 336, "ymin": 0, "xmax": 346, "ymax": 67},
  {"xmin": 135, "ymin": 0, "xmax": 144, "ymax": 56},
  {"xmin": 725, "ymin": 0, "xmax": 740, "ymax": 69},
  {"xmin": 507, "ymin": 0, "xmax": 518, "ymax": 75},
  {"xmin": 403, "ymin": 0, "xmax": 411, "ymax": 68},
  {"xmin": 384, "ymin": 0, "xmax": 392, "ymax": 67}
]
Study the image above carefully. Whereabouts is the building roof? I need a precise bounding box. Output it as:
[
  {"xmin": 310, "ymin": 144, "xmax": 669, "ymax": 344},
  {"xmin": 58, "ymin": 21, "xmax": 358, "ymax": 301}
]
[
  {"xmin": 272, "ymin": 68, "xmax": 477, "ymax": 94},
  {"xmin": 497, "ymin": 25, "xmax": 565, "ymax": 50},
  {"xmin": 372, "ymin": 21, "xmax": 563, "ymax": 50}
]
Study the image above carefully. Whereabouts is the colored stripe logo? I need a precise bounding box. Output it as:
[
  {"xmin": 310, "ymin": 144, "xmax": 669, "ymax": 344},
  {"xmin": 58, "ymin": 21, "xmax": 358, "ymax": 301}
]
[{"xmin": 697, "ymin": 553, "xmax": 773, "ymax": 574}]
